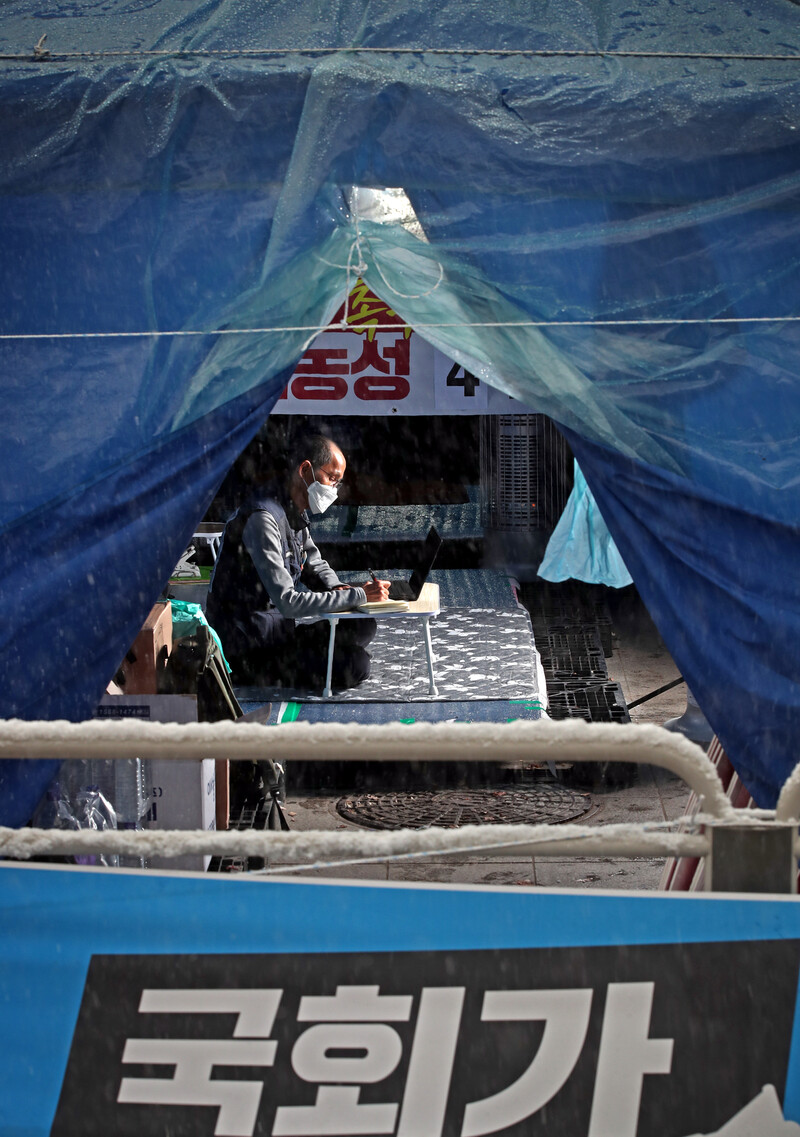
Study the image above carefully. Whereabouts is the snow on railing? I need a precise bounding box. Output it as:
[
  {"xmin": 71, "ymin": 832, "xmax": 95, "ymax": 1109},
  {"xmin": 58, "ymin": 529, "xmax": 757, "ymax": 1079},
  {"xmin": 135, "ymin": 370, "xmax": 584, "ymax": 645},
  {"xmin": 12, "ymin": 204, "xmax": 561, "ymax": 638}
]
[
  {"xmin": 0, "ymin": 718, "xmax": 741, "ymax": 865},
  {"xmin": 0, "ymin": 717, "xmax": 734, "ymax": 814},
  {"xmin": 776, "ymin": 764, "xmax": 800, "ymax": 824},
  {"xmin": 2, "ymin": 818, "xmax": 712, "ymax": 865}
]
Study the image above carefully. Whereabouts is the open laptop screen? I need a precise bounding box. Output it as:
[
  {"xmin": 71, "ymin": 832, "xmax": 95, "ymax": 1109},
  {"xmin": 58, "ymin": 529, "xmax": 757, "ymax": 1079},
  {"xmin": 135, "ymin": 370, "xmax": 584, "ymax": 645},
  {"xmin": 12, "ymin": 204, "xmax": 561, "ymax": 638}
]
[{"xmin": 408, "ymin": 526, "xmax": 443, "ymax": 599}]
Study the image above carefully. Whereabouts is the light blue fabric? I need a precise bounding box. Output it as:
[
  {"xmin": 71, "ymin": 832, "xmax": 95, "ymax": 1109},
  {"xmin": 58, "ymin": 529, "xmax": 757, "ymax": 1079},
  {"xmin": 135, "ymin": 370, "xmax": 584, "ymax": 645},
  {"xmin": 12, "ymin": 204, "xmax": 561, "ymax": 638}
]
[
  {"xmin": 2, "ymin": 0, "xmax": 800, "ymax": 814},
  {"xmin": 169, "ymin": 600, "xmax": 232, "ymax": 673},
  {"xmin": 539, "ymin": 462, "xmax": 633, "ymax": 588}
]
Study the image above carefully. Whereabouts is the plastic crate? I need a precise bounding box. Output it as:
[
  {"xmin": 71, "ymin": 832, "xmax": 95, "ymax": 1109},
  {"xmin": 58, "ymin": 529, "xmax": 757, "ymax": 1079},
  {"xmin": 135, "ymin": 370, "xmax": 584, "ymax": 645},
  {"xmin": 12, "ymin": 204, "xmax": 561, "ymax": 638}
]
[
  {"xmin": 545, "ymin": 680, "xmax": 630, "ymax": 724},
  {"xmin": 538, "ymin": 628, "xmax": 608, "ymax": 681},
  {"xmin": 480, "ymin": 414, "xmax": 573, "ymax": 532},
  {"xmin": 526, "ymin": 583, "xmax": 614, "ymax": 658}
]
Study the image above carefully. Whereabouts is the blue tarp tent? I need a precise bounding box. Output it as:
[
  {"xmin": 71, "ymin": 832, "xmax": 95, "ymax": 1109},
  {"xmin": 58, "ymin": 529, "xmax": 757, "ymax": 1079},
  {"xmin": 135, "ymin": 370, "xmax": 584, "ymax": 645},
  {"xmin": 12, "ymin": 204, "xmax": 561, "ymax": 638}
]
[{"xmin": 2, "ymin": 0, "xmax": 800, "ymax": 820}]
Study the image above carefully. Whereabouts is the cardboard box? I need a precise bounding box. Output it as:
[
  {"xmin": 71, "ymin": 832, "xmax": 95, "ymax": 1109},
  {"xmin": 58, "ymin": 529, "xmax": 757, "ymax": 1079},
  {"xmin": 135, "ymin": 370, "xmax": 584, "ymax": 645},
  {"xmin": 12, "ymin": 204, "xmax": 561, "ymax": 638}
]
[
  {"xmin": 95, "ymin": 693, "xmax": 215, "ymax": 872},
  {"xmin": 115, "ymin": 602, "xmax": 172, "ymax": 695},
  {"xmin": 95, "ymin": 693, "xmax": 195, "ymax": 723},
  {"xmin": 146, "ymin": 756, "xmax": 216, "ymax": 874}
]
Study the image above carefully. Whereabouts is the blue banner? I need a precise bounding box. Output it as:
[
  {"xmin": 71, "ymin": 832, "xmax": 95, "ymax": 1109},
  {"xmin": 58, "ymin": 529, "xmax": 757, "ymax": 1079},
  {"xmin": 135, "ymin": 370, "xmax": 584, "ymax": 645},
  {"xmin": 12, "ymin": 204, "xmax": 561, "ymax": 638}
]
[{"xmin": 3, "ymin": 864, "xmax": 800, "ymax": 1136}]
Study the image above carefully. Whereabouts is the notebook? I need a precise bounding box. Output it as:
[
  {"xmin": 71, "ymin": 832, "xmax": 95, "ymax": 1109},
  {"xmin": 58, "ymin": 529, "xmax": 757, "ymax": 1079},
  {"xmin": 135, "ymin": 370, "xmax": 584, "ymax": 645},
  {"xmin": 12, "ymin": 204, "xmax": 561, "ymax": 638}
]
[
  {"xmin": 357, "ymin": 599, "xmax": 410, "ymax": 613},
  {"xmin": 386, "ymin": 526, "xmax": 443, "ymax": 601}
]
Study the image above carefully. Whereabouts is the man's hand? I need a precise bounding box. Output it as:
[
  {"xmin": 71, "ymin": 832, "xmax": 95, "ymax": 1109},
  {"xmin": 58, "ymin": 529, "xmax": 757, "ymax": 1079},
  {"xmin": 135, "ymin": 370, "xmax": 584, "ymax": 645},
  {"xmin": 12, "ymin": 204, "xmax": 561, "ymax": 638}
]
[{"xmin": 363, "ymin": 578, "xmax": 391, "ymax": 602}]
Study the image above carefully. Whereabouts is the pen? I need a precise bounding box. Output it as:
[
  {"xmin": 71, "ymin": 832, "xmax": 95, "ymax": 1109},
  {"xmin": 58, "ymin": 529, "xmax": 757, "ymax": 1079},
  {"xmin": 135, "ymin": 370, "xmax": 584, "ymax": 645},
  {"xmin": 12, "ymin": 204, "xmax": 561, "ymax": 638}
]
[{"xmin": 368, "ymin": 568, "xmax": 379, "ymax": 583}]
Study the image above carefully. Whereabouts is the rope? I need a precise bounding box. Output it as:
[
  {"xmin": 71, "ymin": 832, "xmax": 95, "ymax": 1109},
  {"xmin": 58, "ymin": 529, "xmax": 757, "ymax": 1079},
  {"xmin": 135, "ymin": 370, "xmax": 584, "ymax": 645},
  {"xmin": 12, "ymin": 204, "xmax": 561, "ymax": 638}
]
[
  {"xmin": 2, "ymin": 314, "xmax": 799, "ymax": 341},
  {"xmin": 342, "ymin": 210, "xmax": 369, "ymax": 327},
  {"xmin": 369, "ymin": 248, "xmax": 445, "ymax": 301},
  {"xmin": 347, "ymin": 193, "xmax": 445, "ymax": 303},
  {"xmin": 2, "ymin": 47, "xmax": 800, "ymax": 63}
]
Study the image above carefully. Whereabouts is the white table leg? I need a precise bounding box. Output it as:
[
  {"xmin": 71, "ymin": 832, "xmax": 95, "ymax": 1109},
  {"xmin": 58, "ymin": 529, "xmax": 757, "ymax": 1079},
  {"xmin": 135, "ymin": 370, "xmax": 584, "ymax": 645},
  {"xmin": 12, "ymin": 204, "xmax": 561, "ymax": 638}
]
[
  {"xmin": 324, "ymin": 617, "xmax": 338, "ymax": 698},
  {"xmin": 422, "ymin": 615, "xmax": 439, "ymax": 697}
]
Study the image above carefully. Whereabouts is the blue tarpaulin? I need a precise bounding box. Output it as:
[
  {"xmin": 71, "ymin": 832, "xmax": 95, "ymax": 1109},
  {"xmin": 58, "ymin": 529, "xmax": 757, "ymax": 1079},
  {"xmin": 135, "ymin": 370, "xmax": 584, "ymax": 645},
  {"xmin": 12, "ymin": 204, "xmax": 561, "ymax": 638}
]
[{"xmin": 2, "ymin": 0, "xmax": 800, "ymax": 817}]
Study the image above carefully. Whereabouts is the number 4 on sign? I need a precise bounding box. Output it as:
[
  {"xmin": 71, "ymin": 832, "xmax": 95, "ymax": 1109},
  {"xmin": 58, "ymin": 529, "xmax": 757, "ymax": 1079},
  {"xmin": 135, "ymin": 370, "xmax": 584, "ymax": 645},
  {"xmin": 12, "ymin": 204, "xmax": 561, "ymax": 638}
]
[
  {"xmin": 446, "ymin": 362, "xmax": 480, "ymax": 396},
  {"xmin": 435, "ymin": 359, "xmax": 488, "ymax": 410}
]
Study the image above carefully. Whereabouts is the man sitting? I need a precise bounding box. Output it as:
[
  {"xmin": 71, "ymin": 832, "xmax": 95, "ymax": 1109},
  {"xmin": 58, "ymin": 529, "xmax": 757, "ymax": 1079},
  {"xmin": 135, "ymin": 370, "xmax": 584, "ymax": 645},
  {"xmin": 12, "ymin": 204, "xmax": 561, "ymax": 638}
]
[{"xmin": 206, "ymin": 432, "xmax": 389, "ymax": 691}]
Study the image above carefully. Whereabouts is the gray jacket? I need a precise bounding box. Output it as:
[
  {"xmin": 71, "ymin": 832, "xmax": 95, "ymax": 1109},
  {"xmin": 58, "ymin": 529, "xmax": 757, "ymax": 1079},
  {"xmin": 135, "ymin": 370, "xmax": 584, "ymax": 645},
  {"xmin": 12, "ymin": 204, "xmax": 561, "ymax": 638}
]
[{"xmin": 241, "ymin": 508, "xmax": 367, "ymax": 618}]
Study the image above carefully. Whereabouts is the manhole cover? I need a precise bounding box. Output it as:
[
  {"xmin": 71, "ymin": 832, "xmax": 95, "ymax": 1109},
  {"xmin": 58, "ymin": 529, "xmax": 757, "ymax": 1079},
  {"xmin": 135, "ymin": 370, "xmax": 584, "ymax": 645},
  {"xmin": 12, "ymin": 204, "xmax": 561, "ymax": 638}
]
[{"xmin": 336, "ymin": 783, "xmax": 591, "ymax": 830}]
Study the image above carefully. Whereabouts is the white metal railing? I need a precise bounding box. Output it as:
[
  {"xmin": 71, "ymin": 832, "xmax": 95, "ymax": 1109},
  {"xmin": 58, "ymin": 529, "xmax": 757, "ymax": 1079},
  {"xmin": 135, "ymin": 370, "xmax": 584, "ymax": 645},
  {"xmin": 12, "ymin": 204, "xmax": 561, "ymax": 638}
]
[
  {"xmin": 1, "ymin": 819, "xmax": 711, "ymax": 865},
  {"xmin": 0, "ymin": 717, "xmax": 735, "ymax": 815},
  {"xmin": 0, "ymin": 717, "xmax": 750, "ymax": 870},
  {"xmin": 776, "ymin": 762, "xmax": 800, "ymax": 824},
  {"xmin": 774, "ymin": 766, "xmax": 800, "ymax": 863}
]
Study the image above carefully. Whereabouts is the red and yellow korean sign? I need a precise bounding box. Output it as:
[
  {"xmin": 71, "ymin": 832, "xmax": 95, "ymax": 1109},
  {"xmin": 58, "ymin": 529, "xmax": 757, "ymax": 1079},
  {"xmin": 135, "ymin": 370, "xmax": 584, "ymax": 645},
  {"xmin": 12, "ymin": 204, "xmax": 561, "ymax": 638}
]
[{"xmin": 276, "ymin": 283, "xmax": 530, "ymax": 416}]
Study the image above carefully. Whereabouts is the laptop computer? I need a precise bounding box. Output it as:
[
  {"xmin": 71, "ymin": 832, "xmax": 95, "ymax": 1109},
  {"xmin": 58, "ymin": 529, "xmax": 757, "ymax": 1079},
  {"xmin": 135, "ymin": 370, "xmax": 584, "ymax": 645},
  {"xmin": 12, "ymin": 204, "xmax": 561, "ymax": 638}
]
[{"xmin": 387, "ymin": 526, "xmax": 443, "ymax": 600}]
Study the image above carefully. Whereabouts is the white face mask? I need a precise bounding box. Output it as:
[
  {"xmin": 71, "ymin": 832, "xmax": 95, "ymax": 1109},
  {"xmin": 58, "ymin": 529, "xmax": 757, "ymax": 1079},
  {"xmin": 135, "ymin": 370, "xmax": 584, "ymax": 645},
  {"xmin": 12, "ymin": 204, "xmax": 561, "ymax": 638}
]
[{"xmin": 305, "ymin": 467, "xmax": 339, "ymax": 515}]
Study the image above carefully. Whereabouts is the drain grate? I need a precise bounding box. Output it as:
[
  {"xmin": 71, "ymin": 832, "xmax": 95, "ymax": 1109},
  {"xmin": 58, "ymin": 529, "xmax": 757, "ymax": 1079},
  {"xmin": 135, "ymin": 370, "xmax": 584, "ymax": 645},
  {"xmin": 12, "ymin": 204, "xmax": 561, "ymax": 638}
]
[{"xmin": 336, "ymin": 782, "xmax": 591, "ymax": 831}]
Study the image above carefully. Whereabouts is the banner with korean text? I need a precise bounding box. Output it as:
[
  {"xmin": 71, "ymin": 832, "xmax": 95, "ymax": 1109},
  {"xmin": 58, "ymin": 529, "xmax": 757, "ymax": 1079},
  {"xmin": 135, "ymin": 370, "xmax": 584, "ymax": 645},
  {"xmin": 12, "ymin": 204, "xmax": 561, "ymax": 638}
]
[
  {"xmin": 274, "ymin": 284, "xmax": 537, "ymax": 416},
  {"xmin": 3, "ymin": 863, "xmax": 800, "ymax": 1136}
]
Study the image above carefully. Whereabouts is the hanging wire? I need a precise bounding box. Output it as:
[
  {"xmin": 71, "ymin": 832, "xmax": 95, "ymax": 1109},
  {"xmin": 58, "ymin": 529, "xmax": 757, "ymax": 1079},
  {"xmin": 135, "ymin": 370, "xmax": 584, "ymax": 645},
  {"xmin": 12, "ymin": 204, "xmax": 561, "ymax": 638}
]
[
  {"xmin": 2, "ymin": 314, "xmax": 799, "ymax": 342},
  {"xmin": 2, "ymin": 47, "xmax": 800, "ymax": 63}
]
